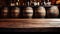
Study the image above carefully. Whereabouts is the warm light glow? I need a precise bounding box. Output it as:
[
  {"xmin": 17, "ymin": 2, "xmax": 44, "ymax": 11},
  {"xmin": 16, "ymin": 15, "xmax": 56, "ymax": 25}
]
[
  {"xmin": 56, "ymin": 0, "xmax": 60, "ymax": 4},
  {"xmin": 18, "ymin": 0, "xmax": 19, "ymax": 2},
  {"xmin": 16, "ymin": 2, "xmax": 19, "ymax": 6}
]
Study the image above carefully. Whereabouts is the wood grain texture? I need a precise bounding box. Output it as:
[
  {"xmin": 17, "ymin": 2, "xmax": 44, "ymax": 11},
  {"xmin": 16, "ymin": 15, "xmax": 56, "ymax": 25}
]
[{"xmin": 0, "ymin": 19, "xmax": 60, "ymax": 28}]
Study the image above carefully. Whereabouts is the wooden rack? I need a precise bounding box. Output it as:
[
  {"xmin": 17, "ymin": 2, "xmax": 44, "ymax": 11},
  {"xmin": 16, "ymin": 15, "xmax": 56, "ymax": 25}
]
[
  {"xmin": 0, "ymin": 0, "xmax": 60, "ymax": 28},
  {"xmin": 0, "ymin": 19, "xmax": 60, "ymax": 28}
]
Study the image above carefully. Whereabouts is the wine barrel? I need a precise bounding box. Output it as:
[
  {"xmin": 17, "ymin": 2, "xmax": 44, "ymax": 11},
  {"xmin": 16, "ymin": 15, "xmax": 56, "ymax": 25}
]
[
  {"xmin": 1, "ymin": 7, "xmax": 9, "ymax": 18},
  {"xmin": 11, "ymin": 7, "xmax": 20, "ymax": 18},
  {"xmin": 23, "ymin": 7, "xmax": 33, "ymax": 18},
  {"xmin": 35, "ymin": 6, "xmax": 46, "ymax": 18},
  {"xmin": 47, "ymin": 6, "xmax": 59, "ymax": 18}
]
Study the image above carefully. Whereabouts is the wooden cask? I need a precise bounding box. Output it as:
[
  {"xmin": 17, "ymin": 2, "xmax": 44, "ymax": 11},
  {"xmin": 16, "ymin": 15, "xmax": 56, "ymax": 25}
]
[
  {"xmin": 23, "ymin": 7, "xmax": 33, "ymax": 18},
  {"xmin": 47, "ymin": 6, "xmax": 59, "ymax": 18},
  {"xmin": 1, "ymin": 7, "xmax": 9, "ymax": 18},
  {"xmin": 11, "ymin": 7, "xmax": 20, "ymax": 18},
  {"xmin": 35, "ymin": 6, "xmax": 46, "ymax": 18}
]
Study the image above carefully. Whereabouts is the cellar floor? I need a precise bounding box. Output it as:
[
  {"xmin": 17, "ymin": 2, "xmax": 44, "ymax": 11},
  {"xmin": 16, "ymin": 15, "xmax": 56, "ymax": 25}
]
[{"xmin": 0, "ymin": 19, "xmax": 60, "ymax": 28}]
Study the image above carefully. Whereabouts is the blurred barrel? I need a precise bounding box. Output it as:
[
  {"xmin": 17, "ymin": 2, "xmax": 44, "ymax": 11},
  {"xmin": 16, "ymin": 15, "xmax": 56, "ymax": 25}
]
[
  {"xmin": 47, "ymin": 6, "xmax": 59, "ymax": 18},
  {"xmin": 11, "ymin": 7, "xmax": 20, "ymax": 18},
  {"xmin": 23, "ymin": 7, "xmax": 33, "ymax": 18},
  {"xmin": 35, "ymin": 6, "xmax": 46, "ymax": 18},
  {"xmin": 1, "ymin": 7, "xmax": 9, "ymax": 18}
]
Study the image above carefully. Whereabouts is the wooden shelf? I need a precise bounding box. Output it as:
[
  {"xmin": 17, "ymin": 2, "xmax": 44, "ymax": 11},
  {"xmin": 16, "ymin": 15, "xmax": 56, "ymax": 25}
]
[{"xmin": 0, "ymin": 19, "xmax": 60, "ymax": 28}]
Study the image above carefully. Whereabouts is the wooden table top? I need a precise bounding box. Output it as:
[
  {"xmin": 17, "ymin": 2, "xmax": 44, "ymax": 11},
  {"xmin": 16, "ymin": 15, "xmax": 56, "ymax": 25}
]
[{"xmin": 0, "ymin": 18, "xmax": 60, "ymax": 28}]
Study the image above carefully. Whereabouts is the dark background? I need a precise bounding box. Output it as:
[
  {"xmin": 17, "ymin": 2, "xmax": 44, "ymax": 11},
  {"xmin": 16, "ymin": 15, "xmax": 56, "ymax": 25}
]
[{"xmin": 0, "ymin": 28, "xmax": 60, "ymax": 32}]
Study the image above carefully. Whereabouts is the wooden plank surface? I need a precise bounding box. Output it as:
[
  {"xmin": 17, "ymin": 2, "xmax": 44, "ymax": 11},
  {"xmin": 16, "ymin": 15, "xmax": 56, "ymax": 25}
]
[{"xmin": 0, "ymin": 19, "xmax": 60, "ymax": 28}]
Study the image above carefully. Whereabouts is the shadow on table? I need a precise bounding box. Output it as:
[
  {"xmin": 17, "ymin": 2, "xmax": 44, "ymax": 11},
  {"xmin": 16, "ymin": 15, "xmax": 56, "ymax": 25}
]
[{"xmin": 0, "ymin": 27, "xmax": 60, "ymax": 32}]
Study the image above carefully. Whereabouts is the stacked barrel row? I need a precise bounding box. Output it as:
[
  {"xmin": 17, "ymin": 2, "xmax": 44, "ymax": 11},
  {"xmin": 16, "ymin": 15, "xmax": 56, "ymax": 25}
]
[{"xmin": 0, "ymin": 6, "xmax": 59, "ymax": 18}]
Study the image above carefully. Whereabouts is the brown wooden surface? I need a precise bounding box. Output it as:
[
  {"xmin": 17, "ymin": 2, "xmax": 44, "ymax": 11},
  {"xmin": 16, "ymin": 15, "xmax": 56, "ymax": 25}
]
[{"xmin": 0, "ymin": 19, "xmax": 60, "ymax": 28}]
